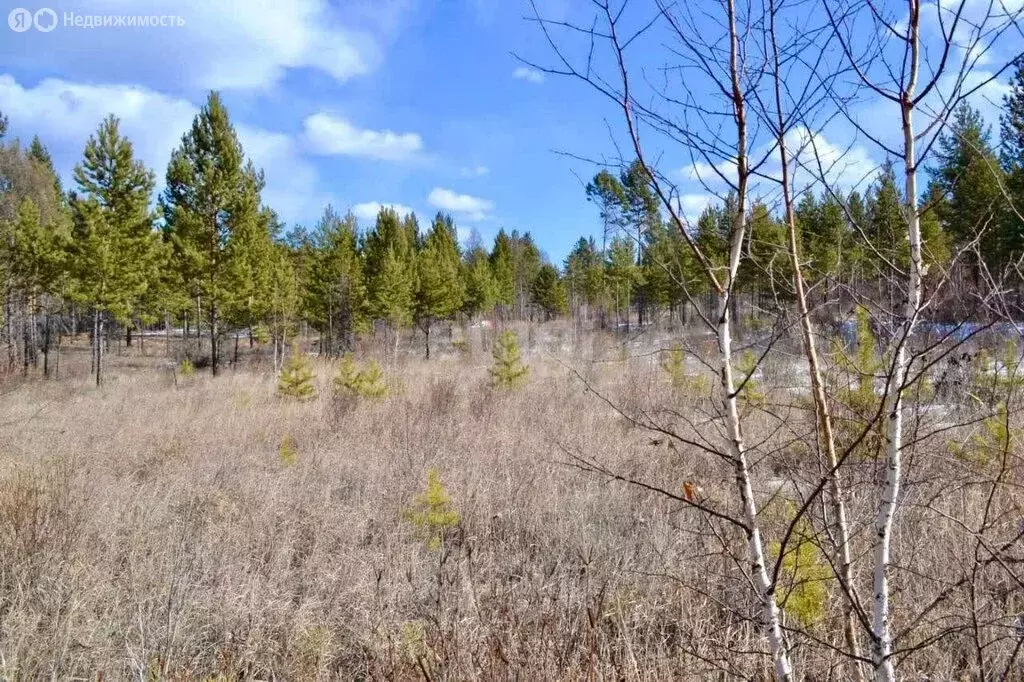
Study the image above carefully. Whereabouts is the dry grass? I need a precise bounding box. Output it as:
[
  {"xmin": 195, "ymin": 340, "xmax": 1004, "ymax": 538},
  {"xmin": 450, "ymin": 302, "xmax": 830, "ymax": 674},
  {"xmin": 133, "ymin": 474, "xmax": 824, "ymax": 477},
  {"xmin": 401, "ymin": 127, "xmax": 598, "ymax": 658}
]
[{"xmin": 0, "ymin": 329, "xmax": 1021, "ymax": 680}]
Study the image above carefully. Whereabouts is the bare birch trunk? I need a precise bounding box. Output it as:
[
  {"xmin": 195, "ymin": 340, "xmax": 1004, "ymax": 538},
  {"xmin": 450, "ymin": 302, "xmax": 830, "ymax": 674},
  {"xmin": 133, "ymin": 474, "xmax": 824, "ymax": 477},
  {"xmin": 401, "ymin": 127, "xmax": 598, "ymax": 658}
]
[
  {"xmin": 872, "ymin": 6, "xmax": 923, "ymax": 680},
  {"xmin": 721, "ymin": 1, "xmax": 792, "ymax": 675}
]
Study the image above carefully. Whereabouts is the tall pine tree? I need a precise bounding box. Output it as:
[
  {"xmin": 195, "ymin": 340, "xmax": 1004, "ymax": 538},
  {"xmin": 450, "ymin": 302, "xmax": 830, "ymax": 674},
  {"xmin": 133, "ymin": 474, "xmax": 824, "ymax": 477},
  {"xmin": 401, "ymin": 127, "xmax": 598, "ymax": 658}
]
[
  {"xmin": 365, "ymin": 206, "xmax": 416, "ymax": 347},
  {"xmin": 415, "ymin": 212, "xmax": 465, "ymax": 358},
  {"xmin": 162, "ymin": 92, "xmax": 264, "ymax": 376},
  {"xmin": 929, "ymin": 103, "xmax": 1004, "ymax": 274},
  {"xmin": 70, "ymin": 115, "xmax": 162, "ymax": 385},
  {"xmin": 306, "ymin": 206, "xmax": 366, "ymax": 354},
  {"xmin": 1000, "ymin": 59, "xmax": 1024, "ymax": 262}
]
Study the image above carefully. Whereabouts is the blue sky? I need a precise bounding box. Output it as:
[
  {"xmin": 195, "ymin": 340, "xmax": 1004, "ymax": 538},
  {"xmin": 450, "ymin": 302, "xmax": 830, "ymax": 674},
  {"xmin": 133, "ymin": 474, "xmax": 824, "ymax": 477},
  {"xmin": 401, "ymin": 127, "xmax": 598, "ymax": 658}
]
[
  {"xmin": 0, "ymin": 0, "xmax": 615, "ymax": 261},
  {"xmin": 0, "ymin": 0, "xmax": 1019, "ymax": 261}
]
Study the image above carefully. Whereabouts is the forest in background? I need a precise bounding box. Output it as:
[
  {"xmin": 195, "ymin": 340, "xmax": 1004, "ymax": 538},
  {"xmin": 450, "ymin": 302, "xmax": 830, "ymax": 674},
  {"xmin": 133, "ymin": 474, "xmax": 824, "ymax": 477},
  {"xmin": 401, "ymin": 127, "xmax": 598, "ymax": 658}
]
[{"xmin": 3, "ymin": 58, "xmax": 1024, "ymax": 384}]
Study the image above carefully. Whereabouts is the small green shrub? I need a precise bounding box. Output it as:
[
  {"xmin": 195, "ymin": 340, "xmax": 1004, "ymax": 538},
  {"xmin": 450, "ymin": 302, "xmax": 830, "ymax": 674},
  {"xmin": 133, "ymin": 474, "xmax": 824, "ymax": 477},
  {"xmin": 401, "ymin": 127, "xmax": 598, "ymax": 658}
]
[
  {"xmin": 333, "ymin": 354, "xmax": 389, "ymax": 400},
  {"xmin": 403, "ymin": 468, "xmax": 460, "ymax": 550},
  {"xmin": 251, "ymin": 324, "xmax": 271, "ymax": 345},
  {"xmin": 489, "ymin": 330, "xmax": 528, "ymax": 389},
  {"xmin": 279, "ymin": 434, "xmax": 298, "ymax": 466},
  {"xmin": 952, "ymin": 403, "xmax": 1015, "ymax": 467},
  {"xmin": 735, "ymin": 350, "xmax": 764, "ymax": 406},
  {"xmin": 969, "ymin": 340, "xmax": 1024, "ymax": 407},
  {"xmin": 834, "ymin": 304, "xmax": 882, "ymax": 399},
  {"xmin": 400, "ymin": 620, "xmax": 431, "ymax": 666},
  {"xmin": 178, "ymin": 357, "xmax": 195, "ymax": 378},
  {"xmin": 277, "ymin": 344, "xmax": 317, "ymax": 400},
  {"xmin": 770, "ymin": 514, "xmax": 830, "ymax": 628},
  {"xmin": 660, "ymin": 345, "xmax": 711, "ymax": 397}
]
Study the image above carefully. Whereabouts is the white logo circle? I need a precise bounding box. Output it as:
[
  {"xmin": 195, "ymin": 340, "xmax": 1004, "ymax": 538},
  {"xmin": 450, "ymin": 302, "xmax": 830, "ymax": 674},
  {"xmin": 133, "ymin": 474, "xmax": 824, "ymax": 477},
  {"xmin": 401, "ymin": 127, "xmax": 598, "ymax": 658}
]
[
  {"xmin": 8, "ymin": 7, "xmax": 32, "ymax": 32},
  {"xmin": 33, "ymin": 8, "xmax": 57, "ymax": 32}
]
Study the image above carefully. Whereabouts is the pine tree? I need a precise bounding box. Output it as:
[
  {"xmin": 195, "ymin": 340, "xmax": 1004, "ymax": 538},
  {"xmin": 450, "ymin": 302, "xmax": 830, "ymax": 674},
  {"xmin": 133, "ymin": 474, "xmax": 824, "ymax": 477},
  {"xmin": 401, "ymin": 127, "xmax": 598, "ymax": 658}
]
[
  {"xmin": 489, "ymin": 229, "xmax": 516, "ymax": 312},
  {"xmin": 510, "ymin": 231, "xmax": 543, "ymax": 319},
  {"xmin": 585, "ymin": 169, "xmax": 626, "ymax": 242},
  {"xmin": 694, "ymin": 201, "xmax": 730, "ymax": 278},
  {"xmin": 225, "ymin": 206, "xmax": 277, "ymax": 350},
  {"xmin": 70, "ymin": 115, "xmax": 161, "ymax": 385},
  {"xmin": 415, "ymin": 212, "xmax": 465, "ymax": 358},
  {"xmin": 334, "ymin": 354, "xmax": 388, "ymax": 400},
  {"xmin": 365, "ymin": 206, "xmax": 415, "ymax": 345},
  {"xmin": 929, "ymin": 103, "xmax": 1004, "ymax": 272},
  {"xmin": 844, "ymin": 190, "xmax": 870, "ymax": 283},
  {"xmin": 27, "ymin": 136, "xmax": 62, "ymax": 198},
  {"xmin": 305, "ymin": 206, "xmax": 366, "ymax": 355},
  {"xmin": 796, "ymin": 191, "xmax": 847, "ymax": 287},
  {"xmin": 867, "ymin": 161, "xmax": 908, "ymax": 271},
  {"xmin": 531, "ymin": 263, "xmax": 567, "ymax": 320},
  {"xmin": 162, "ymin": 92, "xmax": 264, "ymax": 376},
  {"xmin": 6, "ymin": 197, "xmax": 69, "ymax": 375},
  {"xmin": 489, "ymin": 330, "xmax": 529, "ymax": 388},
  {"xmin": 1000, "ymin": 59, "xmax": 1024, "ymax": 261},
  {"xmin": 278, "ymin": 342, "xmax": 317, "ymax": 400},
  {"xmin": 564, "ymin": 236, "xmax": 605, "ymax": 318},
  {"xmin": 1, "ymin": 131, "xmax": 72, "ymax": 376},
  {"xmin": 741, "ymin": 201, "xmax": 792, "ymax": 298},
  {"xmin": 462, "ymin": 242, "xmax": 498, "ymax": 319},
  {"xmin": 619, "ymin": 160, "xmax": 659, "ymax": 324},
  {"xmin": 267, "ymin": 242, "xmax": 300, "ymax": 370},
  {"xmin": 605, "ymin": 234, "xmax": 638, "ymax": 330}
]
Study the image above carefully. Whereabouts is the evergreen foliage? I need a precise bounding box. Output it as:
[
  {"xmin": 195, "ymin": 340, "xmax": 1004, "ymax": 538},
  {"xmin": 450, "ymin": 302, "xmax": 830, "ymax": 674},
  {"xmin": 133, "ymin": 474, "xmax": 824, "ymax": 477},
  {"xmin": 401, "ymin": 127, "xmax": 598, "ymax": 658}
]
[
  {"xmin": 770, "ymin": 512, "xmax": 830, "ymax": 628},
  {"xmin": 489, "ymin": 330, "xmax": 528, "ymax": 388},
  {"xmin": 462, "ymin": 242, "xmax": 498, "ymax": 319},
  {"xmin": 403, "ymin": 468, "xmax": 460, "ymax": 550},
  {"xmin": 334, "ymin": 354, "xmax": 389, "ymax": 400},
  {"xmin": 415, "ymin": 212, "xmax": 465, "ymax": 358},
  {"xmin": 278, "ymin": 343, "xmax": 317, "ymax": 400},
  {"xmin": 162, "ymin": 92, "xmax": 264, "ymax": 377},
  {"xmin": 531, "ymin": 263, "xmax": 567, "ymax": 319},
  {"xmin": 279, "ymin": 434, "xmax": 299, "ymax": 466},
  {"xmin": 4, "ymin": 71, "xmax": 1024, "ymax": 383}
]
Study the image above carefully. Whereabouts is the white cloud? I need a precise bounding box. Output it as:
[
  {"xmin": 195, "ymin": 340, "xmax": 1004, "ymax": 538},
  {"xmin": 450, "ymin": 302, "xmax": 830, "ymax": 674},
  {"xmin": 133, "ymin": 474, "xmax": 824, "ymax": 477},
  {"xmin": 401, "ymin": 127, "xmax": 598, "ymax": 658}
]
[
  {"xmin": 512, "ymin": 66, "xmax": 545, "ymax": 84},
  {"xmin": 672, "ymin": 193, "xmax": 715, "ymax": 223},
  {"xmin": 238, "ymin": 124, "xmax": 332, "ymax": 224},
  {"xmin": 461, "ymin": 164, "xmax": 490, "ymax": 177},
  {"xmin": 0, "ymin": 0, "xmax": 380, "ymax": 92},
  {"xmin": 0, "ymin": 74, "xmax": 327, "ymax": 225},
  {"xmin": 677, "ymin": 127, "xmax": 878, "ymax": 197},
  {"xmin": 784, "ymin": 126, "xmax": 878, "ymax": 192},
  {"xmin": 428, "ymin": 187, "xmax": 494, "ymax": 221},
  {"xmin": 351, "ymin": 201, "xmax": 415, "ymax": 221},
  {"xmin": 0, "ymin": 75, "xmax": 195, "ymax": 181},
  {"xmin": 681, "ymin": 159, "xmax": 734, "ymax": 183},
  {"xmin": 304, "ymin": 113, "xmax": 423, "ymax": 161}
]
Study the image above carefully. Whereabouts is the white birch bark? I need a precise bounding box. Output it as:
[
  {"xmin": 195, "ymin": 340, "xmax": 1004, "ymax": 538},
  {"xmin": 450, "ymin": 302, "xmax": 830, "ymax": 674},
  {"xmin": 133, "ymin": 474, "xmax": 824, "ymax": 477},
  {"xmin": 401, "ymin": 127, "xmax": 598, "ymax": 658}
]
[
  {"xmin": 721, "ymin": 1, "xmax": 793, "ymax": 676},
  {"xmin": 873, "ymin": 3, "xmax": 923, "ymax": 679}
]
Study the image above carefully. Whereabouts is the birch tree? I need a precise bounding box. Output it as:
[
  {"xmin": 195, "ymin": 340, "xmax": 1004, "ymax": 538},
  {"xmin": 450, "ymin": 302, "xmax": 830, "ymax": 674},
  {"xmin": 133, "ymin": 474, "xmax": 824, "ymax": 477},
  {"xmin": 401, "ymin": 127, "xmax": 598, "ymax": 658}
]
[
  {"xmin": 823, "ymin": 0, "xmax": 1022, "ymax": 677},
  {"xmin": 527, "ymin": 0, "xmax": 797, "ymax": 675}
]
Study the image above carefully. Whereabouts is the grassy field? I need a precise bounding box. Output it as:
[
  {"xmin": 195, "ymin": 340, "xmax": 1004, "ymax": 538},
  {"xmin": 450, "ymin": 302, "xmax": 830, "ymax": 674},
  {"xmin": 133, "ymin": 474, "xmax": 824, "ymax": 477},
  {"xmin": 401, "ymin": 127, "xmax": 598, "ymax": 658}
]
[{"xmin": 0, "ymin": 325, "xmax": 1020, "ymax": 680}]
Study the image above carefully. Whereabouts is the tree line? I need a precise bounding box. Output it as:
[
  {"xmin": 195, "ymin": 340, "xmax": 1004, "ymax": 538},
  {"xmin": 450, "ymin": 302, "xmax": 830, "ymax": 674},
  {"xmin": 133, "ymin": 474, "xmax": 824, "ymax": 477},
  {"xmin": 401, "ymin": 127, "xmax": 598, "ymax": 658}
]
[
  {"xmin": 0, "ymin": 92, "xmax": 565, "ymax": 384},
  {"xmin": 2, "ymin": 61, "xmax": 1024, "ymax": 384}
]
